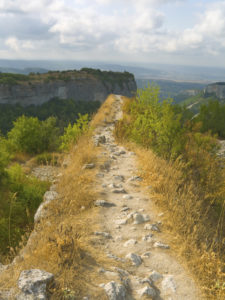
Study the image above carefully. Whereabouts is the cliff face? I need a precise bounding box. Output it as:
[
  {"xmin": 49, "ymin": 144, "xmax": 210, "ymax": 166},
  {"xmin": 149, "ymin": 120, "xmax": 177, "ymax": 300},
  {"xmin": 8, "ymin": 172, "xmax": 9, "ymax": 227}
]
[
  {"xmin": 204, "ymin": 82, "xmax": 225, "ymax": 100},
  {"xmin": 0, "ymin": 70, "xmax": 136, "ymax": 106}
]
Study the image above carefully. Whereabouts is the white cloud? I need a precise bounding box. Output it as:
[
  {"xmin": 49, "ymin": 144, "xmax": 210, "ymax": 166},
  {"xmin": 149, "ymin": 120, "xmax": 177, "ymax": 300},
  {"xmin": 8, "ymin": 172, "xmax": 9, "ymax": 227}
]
[{"xmin": 0, "ymin": 0, "xmax": 225, "ymax": 66}]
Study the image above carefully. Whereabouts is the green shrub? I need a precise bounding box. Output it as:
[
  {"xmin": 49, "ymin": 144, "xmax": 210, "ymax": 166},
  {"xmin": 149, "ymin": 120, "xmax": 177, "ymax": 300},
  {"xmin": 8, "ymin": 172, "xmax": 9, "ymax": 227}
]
[
  {"xmin": 123, "ymin": 85, "xmax": 186, "ymax": 159},
  {"xmin": 60, "ymin": 114, "xmax": 89, "ymax": 151},
  {"xmin": 0, "ymin": 164, "xmax": 49, "ymax": 255},
  {"xmin": 8, "ymin": 116, "xmax": 59, "ymax": 154},
  {"xmin": 0, "ymin": 136, "xmax": 11, "ymax": 183}
]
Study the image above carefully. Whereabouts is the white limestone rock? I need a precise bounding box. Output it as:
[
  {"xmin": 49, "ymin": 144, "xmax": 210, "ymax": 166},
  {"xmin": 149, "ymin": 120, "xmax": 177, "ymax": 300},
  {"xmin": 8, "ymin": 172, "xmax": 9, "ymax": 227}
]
[
  {"xmin": 102, "ymin": 281, "xmax": 126, "ymax": 300},
  {"xmin": 123, "ymin": 239, "xmax": 137, "ymax": 247},
  {"xmin": 95, "ymin": 200, "xmax": 116, "ymax": 207},
  {"xmin": 17, "ymin": 269, "xmax": 53, "ymax": 300},
  {"xmin": 125, "ymin": 253, "xmax": 142, "ymax": 266},
  {"xmin": 154, "ymin": 242, "xmax": 170, "ymax": 249},
  {"xmin": 94, "ymin": 232, "xmax": 112, "ymax": 239},
  {"xmin": 149, "ymin": 271, "xmax": 163, "ymax": 282},
  {"xmin": 161, "ymin": 275, "xmax": 176, "ymax": 293},
  {"xmin": 82, "ymin": 163, "xmax": 95, "ymax": 169},
  {"xmin": 137, "ymin": 286, "xmax": 156, "ymax": 298},
  {"xmin": 133, "ymin": 213, "xmax": 150, "ymax": 224},
  {"xmin": 122, "ymin": 195, "xmax": 133, "ymax": 200}
]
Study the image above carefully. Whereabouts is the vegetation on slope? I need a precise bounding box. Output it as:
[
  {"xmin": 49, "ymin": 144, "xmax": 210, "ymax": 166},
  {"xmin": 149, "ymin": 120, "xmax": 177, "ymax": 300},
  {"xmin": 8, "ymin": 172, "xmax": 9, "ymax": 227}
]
[
  {"xmin": 115, "ymin": 86, "xmax": 225, "ymax": 299},
  {"xmin": 0, "ymin": 68, "xmax": 134, "ymax": 86},
  {"xmin": 0, "ymin": 105, "xmax": 93, "ymax": 260},
  {"xmin": 0, "ymin": 98, "xmax": 100, "ymax": 135},
  {"xmin": 0, "ymin": 95, "xmax": 120, "ymax": 299}
]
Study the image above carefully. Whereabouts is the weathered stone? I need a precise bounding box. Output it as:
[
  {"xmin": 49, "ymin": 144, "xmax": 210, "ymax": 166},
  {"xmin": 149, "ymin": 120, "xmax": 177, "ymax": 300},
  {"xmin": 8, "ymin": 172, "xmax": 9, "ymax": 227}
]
[
  {"xmin": 115, "ymin": 219, "xmax": 127, "ymax": 225},
  {"xmin": 94, "ymin": 232, "xmax": 112, "ymax": 239},
  {"xmin": 133, "ymin": 213, "xmax": 149, "ymax": 224},
  {"xmin": 142, "ymin": 234, "xmax": 154, "ymax": 242},
  {"xmin": 82, "ymin": 163, "xmax": 95, "ymax": 170},
  {"xmin": 95, "ymin": 200, "xmax": 116, "ymax": 207},
  {"xmin": 154, "ymin": 242, "xmax": 170, "ymax": 249},
  {"xmin": 122, "ymin": 195, "xmax": 133, "ymax": 200},
  {"xmin": 113, "ymin": 268, "xmax": 129, "ymax": 277},
  {"xmin": 137, "ymin": 286, "xmax": 156, "ymax": 298},
  {"xmin": 127, "ymin": 176, "xmax": 142, "ymax": 182},
  {"xmin": 102, "ymin": 281, "xmax": 126, "ymax": 300},
  {"xmin": 161, "ymin": 275, "xmax": 176, "ymax": 293},
  {"xmin": 113, "ymin": 175, "xmax": 125, "ymax": 182},
  {"xmin": 17, "ymin": 269, "xmax": 53, "ymax": 300},
  {"xmin": 144, "ymin": 224, "xmax": 160, "ymax": 232},
  {"xmin": 43, "ymin": 191, "xmax": 59, "ymax": 202},
  {"xmin": 142, "ymin": 252, "xmax": 151, "ymax": 258},
  {"xmin": 121, "ymin": 207, "xmax": 130, "ymax": 212},
  {"xmin": 125, "ymin": 253, "xmax": 142, "ymax": 266},
  {"xmin": 123, "ymin": 239, "xmax": 137, "ymax": 247},
  {"xmin": 96, "ymin": 135, "xmax": 106, "ymax": 145},
  {"xmin": 100, "ymin": 161, "xmax": 111, "ymax": 171},
  {"xmin": 149, "ymin": 271, "xmax": 163, "ymax": 282},
  {"xmin": 112, "ymin": 188, "xmax": 127, "ymax": 194}
]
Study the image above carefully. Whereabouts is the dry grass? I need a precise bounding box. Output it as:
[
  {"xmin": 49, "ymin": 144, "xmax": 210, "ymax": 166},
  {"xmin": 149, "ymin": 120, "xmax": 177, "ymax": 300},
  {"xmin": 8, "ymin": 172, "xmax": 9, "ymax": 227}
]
[
  {"xmin": 0, "ymin": 133, "xmax": 109, "ymax": 299},
  {"xmin": 122, "ymin": 142, "xmax": 225, "ymax": 299},
  {"xmin": 0, "ymin": 95, "xmax": 122, "ymax": 299},
  {"xmin": 91, "ymin": 94, "xmax": 119, "ymax": 127},
  {"xmin": 115, "ymin": 96, "xmax": 225, "ymax": 299}
]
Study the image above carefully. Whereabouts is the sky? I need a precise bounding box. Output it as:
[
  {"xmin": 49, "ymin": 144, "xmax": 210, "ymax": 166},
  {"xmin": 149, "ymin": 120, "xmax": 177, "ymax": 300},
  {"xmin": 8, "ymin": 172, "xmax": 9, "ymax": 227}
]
[{"xmin": 0, "ymin": 0, "xmax": 225, "ymax": 67}]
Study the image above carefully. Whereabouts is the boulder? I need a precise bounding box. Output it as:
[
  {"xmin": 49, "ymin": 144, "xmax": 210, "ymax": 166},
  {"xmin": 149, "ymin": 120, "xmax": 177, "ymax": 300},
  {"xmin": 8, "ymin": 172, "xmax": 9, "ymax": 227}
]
[{"xmin": 17, "ymin": 269, "xmax": 53, "ymax": 300}]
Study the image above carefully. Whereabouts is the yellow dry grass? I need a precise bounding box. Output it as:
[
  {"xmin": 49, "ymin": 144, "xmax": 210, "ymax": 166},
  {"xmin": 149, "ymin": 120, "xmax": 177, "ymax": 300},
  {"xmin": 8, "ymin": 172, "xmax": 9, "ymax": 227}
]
[
  {"xmin": 115, "ymin": 96, "xmax": 225, "ymax": 299},
  {"xmin": 91, "ymin": 94, "xmax": 119, "ymax": 127},
  {"xmin": 0, "ymin": 94, "xmax": 122, "ymax": 299},
  {"xmin": 0, "ymin": 135, "xmax": 108, "ymax": 299}
]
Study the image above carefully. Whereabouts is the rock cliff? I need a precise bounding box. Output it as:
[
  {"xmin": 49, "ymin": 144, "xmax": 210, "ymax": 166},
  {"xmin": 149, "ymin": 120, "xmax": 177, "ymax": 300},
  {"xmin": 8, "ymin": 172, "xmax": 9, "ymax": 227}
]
[
  {"xmin": 204, "ymin": 82, "xmax": 225, "ymax": 100},
  {"xmin": 0, "ymin": 69, "xmax": 136, "ymax": 106}
]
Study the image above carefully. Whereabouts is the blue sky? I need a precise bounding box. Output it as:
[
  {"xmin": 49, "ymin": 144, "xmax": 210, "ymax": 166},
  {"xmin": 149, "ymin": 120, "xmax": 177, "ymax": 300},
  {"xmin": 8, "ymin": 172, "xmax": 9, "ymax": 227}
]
[{"xmin": 0, "ymin": 0, "xmax": 225, "ymax": 67}]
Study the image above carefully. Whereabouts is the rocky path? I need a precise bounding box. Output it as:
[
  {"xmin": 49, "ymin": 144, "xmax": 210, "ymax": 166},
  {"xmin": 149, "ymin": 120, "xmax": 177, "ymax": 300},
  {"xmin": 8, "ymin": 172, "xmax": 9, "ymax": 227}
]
[{"xmin": 92, "ymin": 95, "xmax": 202, "ymax": 300}]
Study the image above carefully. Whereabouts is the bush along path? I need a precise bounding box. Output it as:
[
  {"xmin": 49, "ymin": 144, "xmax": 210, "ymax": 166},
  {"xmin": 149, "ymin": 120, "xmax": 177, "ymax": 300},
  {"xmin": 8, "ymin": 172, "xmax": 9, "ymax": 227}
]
[{"xmin": 90, "ymin": 95, "xmax": 202, "ymax": 299}]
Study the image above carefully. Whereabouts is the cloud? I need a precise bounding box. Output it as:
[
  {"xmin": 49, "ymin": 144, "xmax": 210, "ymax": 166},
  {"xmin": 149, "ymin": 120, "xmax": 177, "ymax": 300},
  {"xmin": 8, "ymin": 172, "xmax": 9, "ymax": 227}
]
[{"xmin": 0, "ymin": 0, "xmax": 225, "ymax": 65}]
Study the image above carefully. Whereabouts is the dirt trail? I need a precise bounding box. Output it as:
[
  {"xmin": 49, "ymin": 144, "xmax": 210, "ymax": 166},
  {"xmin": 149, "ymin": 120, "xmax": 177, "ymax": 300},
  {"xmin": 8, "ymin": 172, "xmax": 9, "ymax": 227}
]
[{"xmin": 92, "ymin": 95, "xmax": 202, "ymax": 300}]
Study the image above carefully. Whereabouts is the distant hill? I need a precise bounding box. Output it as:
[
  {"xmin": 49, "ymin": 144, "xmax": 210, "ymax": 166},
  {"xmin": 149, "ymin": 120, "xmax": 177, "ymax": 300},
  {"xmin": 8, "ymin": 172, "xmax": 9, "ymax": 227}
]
[
  {"xmin": 136, "ymin": 78, "xmax": 206, "ymax": 103},
  {"xmin": 0, "ymin": 68, "xmax": 136, "ymax": 106}
]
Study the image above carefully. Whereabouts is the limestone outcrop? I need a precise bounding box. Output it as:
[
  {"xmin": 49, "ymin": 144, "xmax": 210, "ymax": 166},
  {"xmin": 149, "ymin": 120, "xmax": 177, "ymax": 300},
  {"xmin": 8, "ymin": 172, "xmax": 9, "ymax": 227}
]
[
  {"xmin": 0, "ymin": 70, "xmax": 136, "ymax": 106},
  {"xmin": 204, "ymin": 82, "xmax": 225, "ymax": 100}
]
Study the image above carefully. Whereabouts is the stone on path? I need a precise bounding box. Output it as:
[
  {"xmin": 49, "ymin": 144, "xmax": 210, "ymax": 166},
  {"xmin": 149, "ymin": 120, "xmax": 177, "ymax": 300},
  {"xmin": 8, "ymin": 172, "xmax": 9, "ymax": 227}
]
[
  {"xmin": 113, "ymin": 175, "xmax": 125, "ymax": 182},
  {"xmin": 95, "ymin": 200, "xmax": 116, "ymax": 207},
  {"xmin": 123, "ymin": 239, "xmax": 137, "ymax": 247},
  {"xmin": 133, "ymin": 213, "xmax": 150, "ymax": 224},
  {"xmin": 112, "ymin": 188, "xmax": 127, "ymax": 194},
  {"xmin": 137, "ymin": 286, "xmax": 156, "ymax": 298},
  {"xmin": 122, "ymin": 195, "xmax": 133, "ymax": 200},
  {"xmin": 17, "ymin": 269, "xmax": 53, "ymax": 300},
  {"xmin": 94, "ymin": 232, "xmax": 112, "ymax": 239},
  {"xmin": 102, "ymin": 281, "xmax": 126, "ymax": 300},
  {"xmin": 142, "ymin": 234, "xmax": 154, "ymax": 242},
  {"xmin": 144, "ymin": 224, "xmax": 160, "ymax": 232},
  {"xmin": 43, "ymin": 191, "xmax": 59, "ymax": 202},
  {"xmin": 115, "ymin": 219, "xmax": 127, "ymax": 225},
  {"xmin": 82, "ymin": 163, "xmax": 95, "ymax": 170},
  {"xmin": 154, "ymin": 242, "xmax": 170, "ymax": 249},
  {"xmin": 125, "ymin": 253, "xmax": 142, "ymax": 266},
  {"xmin": 161, "ymin": 275, "xmax": 176, "ymax": 293},
  {"xmin": 149, "ymin": 271, "xmax": 163, "ymax": 282}
]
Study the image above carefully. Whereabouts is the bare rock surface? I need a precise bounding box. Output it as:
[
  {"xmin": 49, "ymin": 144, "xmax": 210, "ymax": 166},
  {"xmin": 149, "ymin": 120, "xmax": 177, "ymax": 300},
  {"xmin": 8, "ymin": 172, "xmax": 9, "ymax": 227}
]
[{"xmin": 17, "ymin": 269, "xmax": 53, "ymax": 300}]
